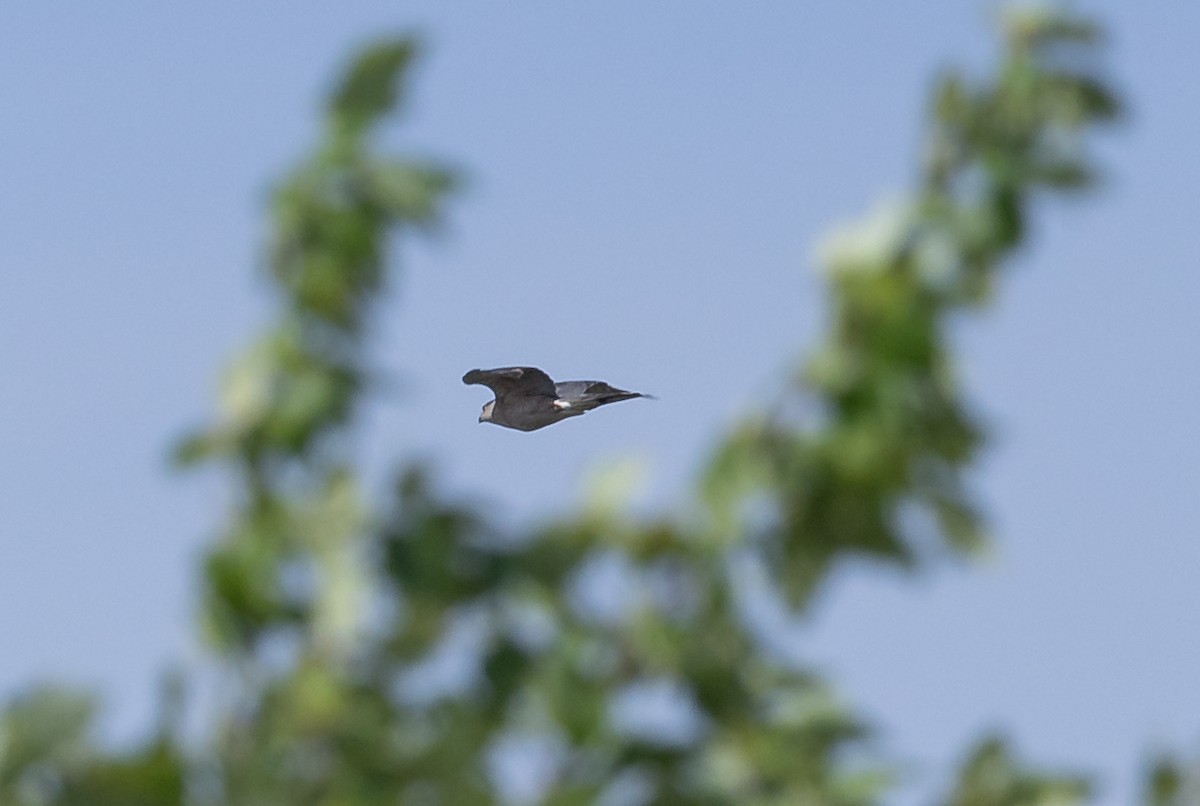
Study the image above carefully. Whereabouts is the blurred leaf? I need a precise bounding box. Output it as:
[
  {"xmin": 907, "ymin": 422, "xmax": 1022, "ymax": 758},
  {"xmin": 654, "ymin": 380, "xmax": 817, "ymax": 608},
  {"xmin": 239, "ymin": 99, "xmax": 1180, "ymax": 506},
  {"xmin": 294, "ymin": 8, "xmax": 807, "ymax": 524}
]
[
  {"xmin": 329, "ymin": 38, "xmax": 418, "ymax": 135},
  {"xmin": 0, "ymin": 687, "xmax": 94, "ymax": 793},
  {"xmin": 1146, "ymin": 757, "xmax": 1184, "ymax": 806},
  {"xmin": 366, "ymin": 160, "xmax": 459, "ymax": 225},
  {"xmin": 59, "ymin": 742, "xmax": 184, "ymax": 806},
  {"xmin": 940, "ymin": 736, "xmax": 1091, "ymax": 806}
]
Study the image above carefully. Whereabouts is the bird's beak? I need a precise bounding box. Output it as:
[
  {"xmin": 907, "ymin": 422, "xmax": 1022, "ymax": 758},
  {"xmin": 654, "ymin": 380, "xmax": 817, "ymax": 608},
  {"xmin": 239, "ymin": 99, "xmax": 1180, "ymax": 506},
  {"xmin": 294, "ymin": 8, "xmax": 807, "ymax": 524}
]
[{"xmin": 478, "ymin": 414, "xmax": 485, "ymax": 423}]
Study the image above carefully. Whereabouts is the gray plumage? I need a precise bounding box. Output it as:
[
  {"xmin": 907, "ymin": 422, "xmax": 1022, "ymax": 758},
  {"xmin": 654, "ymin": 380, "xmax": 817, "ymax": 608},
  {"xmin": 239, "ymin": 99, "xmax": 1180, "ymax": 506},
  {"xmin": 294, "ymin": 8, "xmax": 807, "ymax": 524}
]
[{"xmin": 463, "ymin": 366, "xmax": 652, "ymax": 431}]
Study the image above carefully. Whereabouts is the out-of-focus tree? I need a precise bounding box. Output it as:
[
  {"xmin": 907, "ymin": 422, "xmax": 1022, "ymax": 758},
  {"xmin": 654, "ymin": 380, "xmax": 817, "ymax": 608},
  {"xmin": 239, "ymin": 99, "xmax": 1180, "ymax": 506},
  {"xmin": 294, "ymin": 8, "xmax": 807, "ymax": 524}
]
[{"xmin": 6, "ymin": 7, "xmax": 1187, "ymax": 806}]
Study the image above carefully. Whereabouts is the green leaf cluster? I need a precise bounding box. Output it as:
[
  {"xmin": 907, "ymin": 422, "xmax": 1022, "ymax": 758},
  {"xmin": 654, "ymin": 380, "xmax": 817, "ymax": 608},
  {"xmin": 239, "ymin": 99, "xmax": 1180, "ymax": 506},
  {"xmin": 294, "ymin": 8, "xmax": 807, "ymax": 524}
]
[{"xmin": 704, "ymin": 5, "xmax": 1122, "ymax": 608}]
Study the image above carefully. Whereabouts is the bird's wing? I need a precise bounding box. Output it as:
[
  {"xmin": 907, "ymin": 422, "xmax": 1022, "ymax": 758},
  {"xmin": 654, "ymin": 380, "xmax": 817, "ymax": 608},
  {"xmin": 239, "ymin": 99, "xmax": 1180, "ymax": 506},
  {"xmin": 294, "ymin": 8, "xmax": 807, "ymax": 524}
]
[
  {"xmin": 462, "ymin": 367, "xmax": 557, "ymax": 398},
  {"xmin": 552, "ymin": 380, "xmax": 603, "ymax": 400},
  {"xmin": 555, "ymin": 380, "xmax": 649, "ymax": 406}
]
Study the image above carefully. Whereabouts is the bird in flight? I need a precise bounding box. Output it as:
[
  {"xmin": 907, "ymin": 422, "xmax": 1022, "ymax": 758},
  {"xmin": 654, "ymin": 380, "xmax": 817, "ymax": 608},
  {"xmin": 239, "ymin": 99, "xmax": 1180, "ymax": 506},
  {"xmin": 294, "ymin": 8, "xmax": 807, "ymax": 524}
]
[{"xmin": 463, "ymin": 366, "xmax": 653, "ymax": 431}]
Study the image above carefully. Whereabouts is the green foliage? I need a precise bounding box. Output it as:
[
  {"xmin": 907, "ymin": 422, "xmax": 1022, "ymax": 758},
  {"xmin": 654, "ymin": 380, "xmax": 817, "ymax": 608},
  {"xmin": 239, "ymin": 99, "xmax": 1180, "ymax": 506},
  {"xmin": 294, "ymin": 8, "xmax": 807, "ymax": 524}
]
[
  {"xmin": 0, "ymin": 686, "xmax": 95, "ymax": 802},
  {"xmin": 1143, "ymin": 752, "xmax": 1200, "ymax": 806},
  {"xmin": 372, "ymin": 471, "xmax": 887, "ymax": 804},
  {"xmin": 702, "ymin": 3, "xmax": 1120, "ymax": 609},
  {"xmin": 0, "ymin": 685, "xmax": 184, "ymax": 806},
  {"xmin": 173, "ymin": 33, "xmax": 456, "ymax": 667},
  {"xmin": 7, "ymin": 10, "xmax": 1189, "ymax": 806},
  {"xmin": 939, "ymin": 736, "xmax": 1089, "ymax": 806},
  {"xmin": 329, "ymin": 40, "xmax": 419, "ymax": 137}
]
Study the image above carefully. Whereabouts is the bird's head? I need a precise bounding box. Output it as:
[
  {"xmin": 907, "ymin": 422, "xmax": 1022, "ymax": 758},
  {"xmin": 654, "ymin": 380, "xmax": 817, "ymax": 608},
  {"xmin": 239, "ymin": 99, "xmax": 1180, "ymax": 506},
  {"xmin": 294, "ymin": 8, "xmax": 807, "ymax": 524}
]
[{"xmin": 479, "ymin": 401, "xmax": 495, "ymax": 424}]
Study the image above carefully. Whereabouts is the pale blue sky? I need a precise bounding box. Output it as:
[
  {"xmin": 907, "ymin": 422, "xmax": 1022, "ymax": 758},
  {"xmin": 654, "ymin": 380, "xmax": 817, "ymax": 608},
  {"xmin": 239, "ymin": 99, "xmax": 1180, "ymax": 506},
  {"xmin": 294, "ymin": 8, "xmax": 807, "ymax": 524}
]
[{"xmin": 2, "ymin": 2, "xmax": 1198, "ymax": 803}]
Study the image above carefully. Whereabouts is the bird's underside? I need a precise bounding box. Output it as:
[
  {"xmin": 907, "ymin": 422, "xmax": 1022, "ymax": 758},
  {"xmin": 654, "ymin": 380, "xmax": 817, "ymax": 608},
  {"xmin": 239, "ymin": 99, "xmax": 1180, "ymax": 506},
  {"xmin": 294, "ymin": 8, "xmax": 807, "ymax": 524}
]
[{"xmin": 462, "ymin": 366, "xmax": 651, "ymax": 431}]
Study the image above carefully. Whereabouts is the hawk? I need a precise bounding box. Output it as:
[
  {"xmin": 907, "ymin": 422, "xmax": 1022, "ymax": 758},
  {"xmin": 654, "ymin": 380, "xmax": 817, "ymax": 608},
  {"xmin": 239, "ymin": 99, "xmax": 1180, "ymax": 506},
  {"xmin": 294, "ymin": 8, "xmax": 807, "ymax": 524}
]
[{"xmin": 463, "ymin": 366, "xmax": 652, "ymax": 431}]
